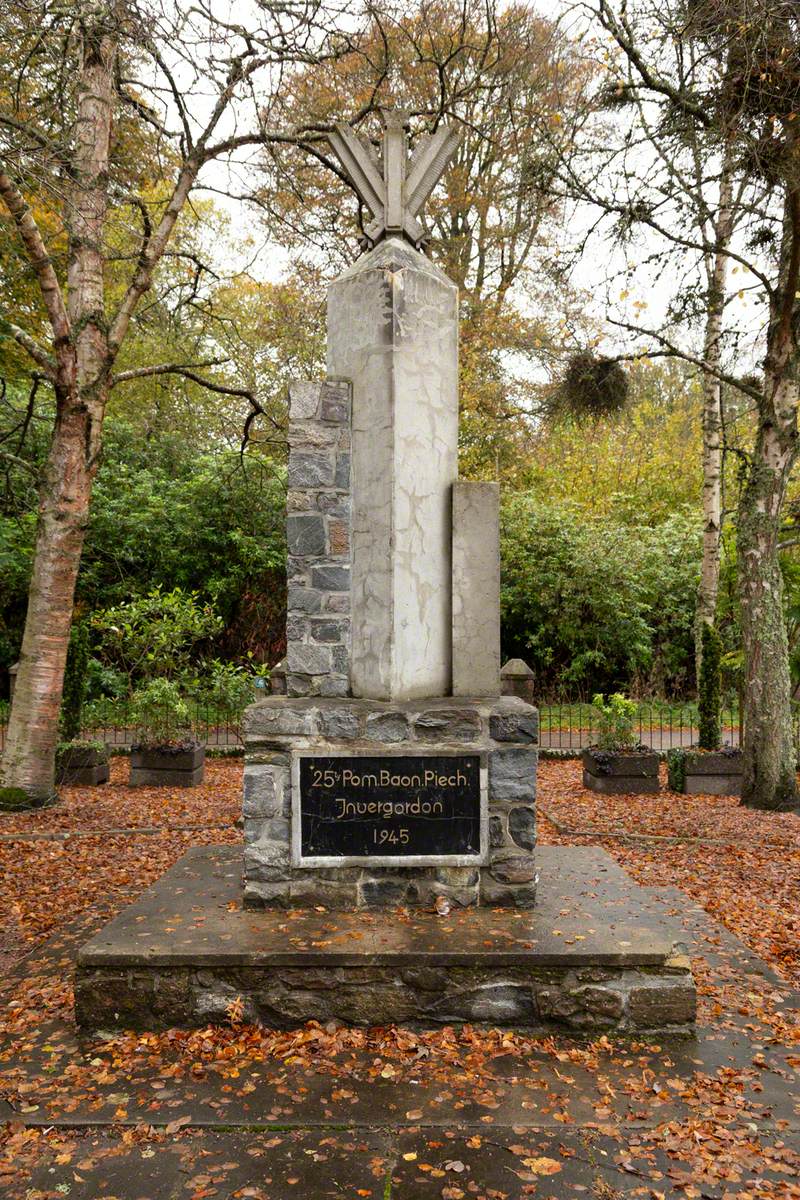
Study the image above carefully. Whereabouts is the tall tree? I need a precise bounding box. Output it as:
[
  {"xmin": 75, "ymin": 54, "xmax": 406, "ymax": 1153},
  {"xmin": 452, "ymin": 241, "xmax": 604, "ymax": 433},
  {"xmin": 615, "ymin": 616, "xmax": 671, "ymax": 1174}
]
[
  {"xmin": 0, "ymin": 0, "xmax": 364, "ymax": 802},
  {"xmin": 250, "ymin": 0, "xmax": 596, "ymax": 477},
  {"xmin": 547, "ymin": 0, "xmax": 800, "ymax": 809}
]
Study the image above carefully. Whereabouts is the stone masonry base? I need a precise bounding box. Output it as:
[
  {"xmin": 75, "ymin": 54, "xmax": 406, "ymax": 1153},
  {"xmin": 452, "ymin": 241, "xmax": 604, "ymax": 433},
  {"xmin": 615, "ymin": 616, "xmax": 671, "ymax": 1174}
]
[
  {"xmin": 74, "ymin": 846, "xmax": 696, "ymax": 1035},
  {"xmin": 241, "ymin": 694, "xmax": 539, "ymax": 909}
]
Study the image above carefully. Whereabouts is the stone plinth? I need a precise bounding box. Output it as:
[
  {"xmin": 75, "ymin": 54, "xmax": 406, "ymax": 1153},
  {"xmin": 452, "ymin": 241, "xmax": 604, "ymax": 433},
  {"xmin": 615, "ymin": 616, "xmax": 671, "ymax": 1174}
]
[
  {"xmin": 74, "ymin": 844, "xmax": 696, "ymax": 1034},
  {"xmin": 452, "ymin": 481, "xmax": 501, "ymax": 696},
  {"xmin": 327, "ymin": 238, "xmax": 458, "ymax": 701},
  {"xmin": 242, "ymin": 694, "xmax": 538, "ymax": 910}
]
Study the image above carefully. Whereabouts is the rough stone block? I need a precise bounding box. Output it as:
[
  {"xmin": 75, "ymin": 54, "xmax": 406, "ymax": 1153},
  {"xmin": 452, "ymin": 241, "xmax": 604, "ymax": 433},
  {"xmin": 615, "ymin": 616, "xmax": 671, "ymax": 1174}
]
[
  {"xmin": 489, "ymin": 747, "xmax": 537, "ymax": 801},
  {"xmin": 288, "ymin": 380, "xmax": 322, "ymax": 420},
  {"xmin": 243, "ymin": 881, "xmax": 291, "ymax": 909},
  {"xmin": 319, "ymin": 675, "xmax": 350, "ymax": 697},
  {"xmin": 287, "ymin": 452, "xmax": 335, "ymax": 488},
  {"xmin": 365, "ymin": 711, "xmax": 411, "ymax": 742},
  {"xmin": 413, "ymin": 708, "xmax": 482, "ymax": 742},
  {"xmin": 628, "ymin": 979, "xmax": 697, "ymax": 1028},
  {"xmin": 480, "ymin": 876, "xmax": 538, "ymax": 907},
  {"xmin": 244, "ymin": 702, "xmax": 316, "ymax": 739},
  {"xmin": 316, "ymin": 494, "xmax": 351, "ymax": 518},
  {"xmin": 320, "ymin": 384, "xmax": 351, "ymax": 423},
  {"xmin": 289, "ymin": 877, "xmax": 359, "ymax": 908},
  {"xmin": 286, "ymin": 559, "xmax": 308, "ymax": 582},
  {"xmin": 311, "ymin": 564, "xmax": 350, "ymax": 591},
  {"xmin": 434, "ymin": 866, "xmax": 480, "ymax": 888},
  {"xmin": 309, "ymin": 617, "xmax": 350, "ymax": 643},
  {"xmin": 287, "ymin": 643, "xmax": 332, "ymax": 675},
  {"xmin": 286, "ymin": 490, "xmax": 311, "ymax": 512},
  {"xmin": 242, "ymin": 764, "xmax": 286, "ymax": 819},
  {"xmin": 328, "ymin": 645, "xmax": 348, "ymax": 673},
  {"xmin": 318, "ymin": 707, "xmax": 362, "ymax": 739},
  {"xmin": 489, "ymin": 704, "xmax": 539, "ymax": 745},
  {"xmin": 244, "ymin": 841, "xmax": 290, "ymax": 878},
  {"xmin": 286, "ymin": 613, "xmax": 307, "ymax": 641},
  {"xmin": 334, "ymin": 453, "xmax": 350, "ymax": 489},
  {"xmin": 287, "ymin": 585, "xmax": 322, "ymax": 613},
  {"xmin": 508, "ymin": 805, "xmax": 536, "ymax": 850},
  {"xmin": 359, "ymin": 878, "xmax": 413, "ymax": 907},
  {"xmin": 489, "ymin": 813, "xmax": 506, "ymax": 849},
  {"xmin": 329, "ymin": 520, "xmax": 350, "ymax": 555},
  {"xmin": 286, "ymin": 514, "xmax": 326, "ymax": 557},
  {"xmin": 487, "ymin": 856, "xmax": 537, "ymax": 885}
]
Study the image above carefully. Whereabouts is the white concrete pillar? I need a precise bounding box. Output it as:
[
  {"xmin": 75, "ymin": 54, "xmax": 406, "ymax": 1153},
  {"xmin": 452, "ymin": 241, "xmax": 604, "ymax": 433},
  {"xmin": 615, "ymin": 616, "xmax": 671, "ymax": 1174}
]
[
  {"xmin": 327, "ymin": 237, "xmax": 459, "ymax": 700},
  {"xmin": 452, "ymin": 481, "xmax": 501, "ymax": 696}
]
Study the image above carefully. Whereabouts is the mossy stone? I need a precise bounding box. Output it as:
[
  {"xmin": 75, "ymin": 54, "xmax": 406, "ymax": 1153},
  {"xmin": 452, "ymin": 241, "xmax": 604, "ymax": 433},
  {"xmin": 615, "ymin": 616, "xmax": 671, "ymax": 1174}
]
[{"xmin": 0, "ymin": 786, "xmax": 34, "ymax": 811}]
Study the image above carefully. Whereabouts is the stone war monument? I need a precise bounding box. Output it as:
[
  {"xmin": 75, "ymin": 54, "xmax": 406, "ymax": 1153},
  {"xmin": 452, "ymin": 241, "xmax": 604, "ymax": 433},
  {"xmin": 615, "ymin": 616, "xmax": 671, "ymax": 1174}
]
[
  {"xmin": 242, "ymin": 109, "xmax": 537, "ymax": 911},
  {"xmin": 74, "ymin": 112, "xmax": 697, "ymax": 1034}
]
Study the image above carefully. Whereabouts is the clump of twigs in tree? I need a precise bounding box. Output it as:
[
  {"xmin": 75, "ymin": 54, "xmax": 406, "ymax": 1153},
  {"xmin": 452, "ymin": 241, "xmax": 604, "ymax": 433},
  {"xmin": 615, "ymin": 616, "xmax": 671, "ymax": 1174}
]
[{"xmin": 556, "ymin": 352, "xmax": 629, "ymax": 420}]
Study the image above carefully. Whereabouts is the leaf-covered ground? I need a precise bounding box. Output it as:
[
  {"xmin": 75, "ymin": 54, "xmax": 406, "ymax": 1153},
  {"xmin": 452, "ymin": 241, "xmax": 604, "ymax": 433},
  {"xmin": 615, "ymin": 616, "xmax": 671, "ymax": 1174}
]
[
  {"xmin": 0, "ymin": 756, "xmax": 798, "ymax": 1199},
  {"xmin": 538, "ymin": 759, "xmax": 800, "ymax": 987}
]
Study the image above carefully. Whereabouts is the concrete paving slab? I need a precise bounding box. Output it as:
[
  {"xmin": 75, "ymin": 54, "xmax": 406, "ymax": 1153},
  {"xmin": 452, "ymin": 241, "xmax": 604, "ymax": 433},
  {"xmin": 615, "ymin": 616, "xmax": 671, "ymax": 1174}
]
[
  {"xmin": 8, "ymin": 1128, "xmax": 394, "ymax": 1200},
  {"xmin": 77, "ymin": 844, "xmax": 685, "ymax": 969}
]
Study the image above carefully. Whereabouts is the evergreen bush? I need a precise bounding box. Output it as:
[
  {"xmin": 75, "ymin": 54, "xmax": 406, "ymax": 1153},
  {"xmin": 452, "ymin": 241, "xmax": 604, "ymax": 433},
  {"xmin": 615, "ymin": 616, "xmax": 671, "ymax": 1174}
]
[
  {"xmin": 60, "ymin": 621, "xmax": 89, "ymax": 742},
  {"xmin": 698, "ymin": 623, "xmax": 722, "ymax": 751}
]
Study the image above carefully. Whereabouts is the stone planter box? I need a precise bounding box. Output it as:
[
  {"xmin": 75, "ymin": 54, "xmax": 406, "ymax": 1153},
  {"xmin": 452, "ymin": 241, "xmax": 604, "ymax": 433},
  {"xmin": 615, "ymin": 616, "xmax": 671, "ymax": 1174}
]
[
  {"xmin": 675, "ymin": 749, "xmax": 743, "ymax": 796},
  {"xmin": 582, "ymin": 747, "xmax": 660, "ymax": 794},
  {"xmin": 56, "ymin": 744, "xmax": 110, "ymax": 787},
  {"xmin": 129, "ymin": 743, "xmax": 205, "ymax": 788}
]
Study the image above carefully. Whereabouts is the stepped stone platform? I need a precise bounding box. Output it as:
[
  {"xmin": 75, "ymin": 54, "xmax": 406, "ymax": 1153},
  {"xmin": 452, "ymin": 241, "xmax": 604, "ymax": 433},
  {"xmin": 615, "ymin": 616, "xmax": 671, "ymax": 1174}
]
[{"xmin": 74, "ymin": 845, "xmax": 695, "ymax": 1034}]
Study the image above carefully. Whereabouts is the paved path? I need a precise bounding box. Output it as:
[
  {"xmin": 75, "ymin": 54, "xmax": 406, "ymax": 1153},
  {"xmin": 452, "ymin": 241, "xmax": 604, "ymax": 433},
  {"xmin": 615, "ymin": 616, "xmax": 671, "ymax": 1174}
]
[{"xmin": 1, "ymin": 881, "xmax": 797, "ymax": 1197}]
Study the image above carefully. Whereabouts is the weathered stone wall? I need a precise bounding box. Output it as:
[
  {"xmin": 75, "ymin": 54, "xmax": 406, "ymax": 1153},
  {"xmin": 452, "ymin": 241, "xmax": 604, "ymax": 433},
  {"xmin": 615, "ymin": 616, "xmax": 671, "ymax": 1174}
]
[
  {"xmin": 285, "ymin": 379, "xmax": 352, "ymax": 698},
  {"xmin": 242, "ymin": 695, "xmax": 539, "ymax": 909},
  {"xmin": 75, "ymin": 958, "xmax": 696, "ymax": 1034}
]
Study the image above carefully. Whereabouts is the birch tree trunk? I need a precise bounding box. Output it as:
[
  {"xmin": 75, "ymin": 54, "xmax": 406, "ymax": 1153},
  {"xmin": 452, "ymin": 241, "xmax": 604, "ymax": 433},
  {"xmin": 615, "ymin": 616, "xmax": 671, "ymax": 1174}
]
[
  {"xmin": 0, "ymin": 18, "xmax": 114, "ymax": 801},
  {"xmin": 694, "ymin": 158, "xmax": 733, "ymax": 679}
]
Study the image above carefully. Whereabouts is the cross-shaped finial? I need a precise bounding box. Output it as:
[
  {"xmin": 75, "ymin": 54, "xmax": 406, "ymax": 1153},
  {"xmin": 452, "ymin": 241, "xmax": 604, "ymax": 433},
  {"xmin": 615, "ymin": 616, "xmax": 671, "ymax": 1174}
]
[{"xmin": 328, "ymin": 108, "xmax": 462, "ymax": 250}]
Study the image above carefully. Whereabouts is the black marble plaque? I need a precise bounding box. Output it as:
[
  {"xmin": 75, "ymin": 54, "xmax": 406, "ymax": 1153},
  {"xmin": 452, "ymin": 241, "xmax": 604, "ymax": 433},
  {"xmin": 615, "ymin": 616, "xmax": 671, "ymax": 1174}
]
[{"xmin": 298, "ymin": 754, "xmax": 481, "ymax": 860}]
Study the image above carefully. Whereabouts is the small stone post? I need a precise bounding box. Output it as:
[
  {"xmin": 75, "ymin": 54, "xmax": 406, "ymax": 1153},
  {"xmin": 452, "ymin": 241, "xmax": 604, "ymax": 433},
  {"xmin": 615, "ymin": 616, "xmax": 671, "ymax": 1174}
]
[{"xmin": 500, "ymin": 659, "xmax": 535, "ymax": 704}]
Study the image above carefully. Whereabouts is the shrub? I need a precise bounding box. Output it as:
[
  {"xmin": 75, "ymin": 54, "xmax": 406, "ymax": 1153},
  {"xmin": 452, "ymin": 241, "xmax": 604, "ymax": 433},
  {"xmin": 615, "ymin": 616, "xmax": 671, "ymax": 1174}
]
[
  {"xmin": 698, "ymin": 623, "xmax": 722, "ymax": 751},
  {"xmin": 500, "ymin": 497, "xmax": 701, "ymax": 696},
  {"xmin": 92, "ymin": 587, "xmax": 223, "ymax": 688},
  {"xmin": 56, "ymin": 738, "xmax": 107, "ymax": 761},
  {"xmin": 591, "ymin": 692, "xmax": 638, "ymax": 751},
  {"xmin": 130, "ymin": 679, "xmax": 192, "ymax": 748},
  {"xmin": 667, "ymin": 747, "xmax": 687, "ymax": 792},
  {"xmin": 60, "ymin": 622, "xmax": 90, "ymax": 742}
]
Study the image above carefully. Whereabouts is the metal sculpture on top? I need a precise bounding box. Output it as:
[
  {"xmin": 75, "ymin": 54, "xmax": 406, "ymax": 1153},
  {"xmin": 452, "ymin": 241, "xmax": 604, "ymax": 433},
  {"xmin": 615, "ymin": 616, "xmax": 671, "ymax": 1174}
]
[{"xmin": 327, "ymin": 108, "xmax": 462, "ymax": 250}]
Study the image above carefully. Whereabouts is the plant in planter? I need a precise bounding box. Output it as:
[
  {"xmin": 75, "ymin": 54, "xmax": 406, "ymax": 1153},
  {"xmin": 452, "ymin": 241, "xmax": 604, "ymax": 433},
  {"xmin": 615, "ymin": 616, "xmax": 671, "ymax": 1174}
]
[
  {"xmin": 57, "ymin": 623, "xmax": 109, "ymax": 786},
  {"xmin": 129, "ymin": 679, "xmax": 204, "ymax": 787},
  {"xmin": 667, "ymin": 625, "xmax": 743, "ymax": 795},
  {"xmin": 582, "ymin": 693, "xmax": 659, "ymax": 794},
  {"xmin": 56, "ymin": 739, "xmax": 111, "ymax": 787}
]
